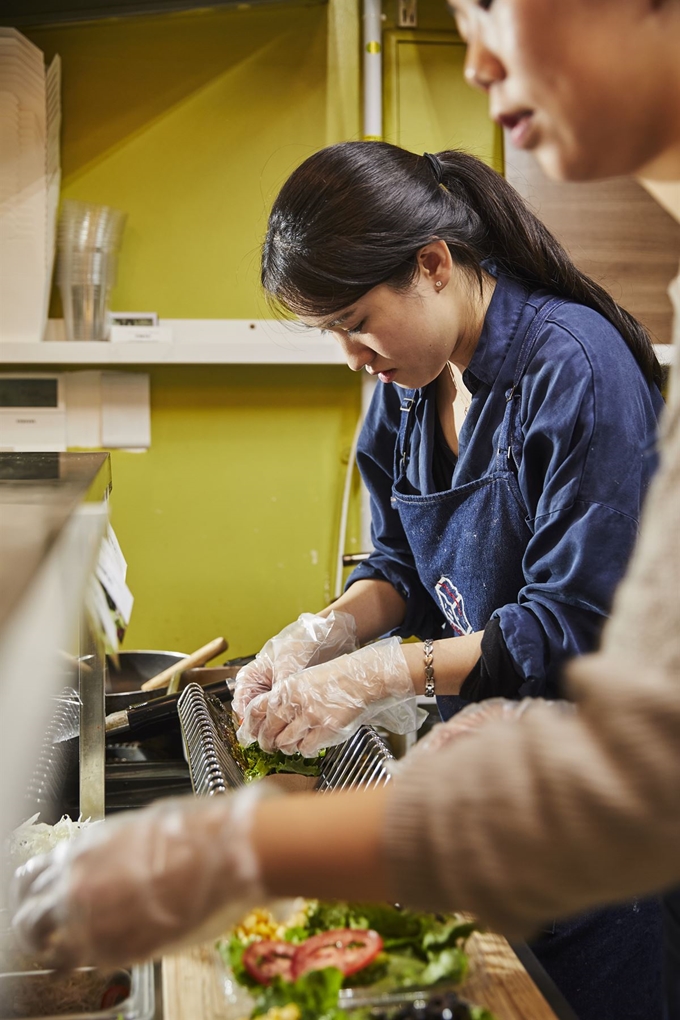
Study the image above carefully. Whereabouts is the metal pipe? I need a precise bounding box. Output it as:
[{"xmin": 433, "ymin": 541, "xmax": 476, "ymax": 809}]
[
  {"xmin": 360, "ymin": 373, "xmax": 377, "ymax": 550},
  {"xmin": 362, "ymin": 0, "xmax": 382, "ymax": 141},
  {"xmin": 334, "ymin": 6, "xmax": 381, "ymax": 598},
  {"xmin": 334, "ymin": 411, "xmax": 364, "ymax": 600}
]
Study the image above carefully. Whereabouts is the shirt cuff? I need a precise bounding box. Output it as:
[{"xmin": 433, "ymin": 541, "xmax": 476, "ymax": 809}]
[{"xmin": 459, "ymin": 617, "xmax": 525, "ymax": 701}]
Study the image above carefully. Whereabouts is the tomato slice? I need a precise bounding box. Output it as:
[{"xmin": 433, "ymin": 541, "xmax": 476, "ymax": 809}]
[
  {"xmin": 291, "ymin": 928, "xmax": 383, "ymax": 980},
  {"xmin": 243, "ymin": 939, "xmax": 297, "ymax": 984}
]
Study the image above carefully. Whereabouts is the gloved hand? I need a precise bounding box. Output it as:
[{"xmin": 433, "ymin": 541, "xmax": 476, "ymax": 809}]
[
  {"xmin": 232, "ymin": 611, "xmax": 358, "ymax": 719},
  {"xmin": 10, "ymin": 787, "xmax": 272, "ymax": 970},
  {"xmin": 403, "ymin": 697, "xmax": 575, "ymax": 763},
  {"xmin": 237, "ymin": 638, "xmax": 417, "ymax": 757}
]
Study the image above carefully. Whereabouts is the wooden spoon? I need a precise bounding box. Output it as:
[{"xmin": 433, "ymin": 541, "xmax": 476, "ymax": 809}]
[{"xmin": 140, "ymin": 637, "xmax": 228, "ymax": 691}]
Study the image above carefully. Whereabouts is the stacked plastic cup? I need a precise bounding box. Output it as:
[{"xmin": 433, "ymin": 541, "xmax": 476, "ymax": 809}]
[{"xmin": 57, "ymin": 200, "xmax": 127, "ymax": 341}]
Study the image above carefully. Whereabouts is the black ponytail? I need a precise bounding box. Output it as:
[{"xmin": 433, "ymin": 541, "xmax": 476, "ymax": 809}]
[{"xmin": 262, "ymin": 141, "xmax": 661, "ymax": 387}]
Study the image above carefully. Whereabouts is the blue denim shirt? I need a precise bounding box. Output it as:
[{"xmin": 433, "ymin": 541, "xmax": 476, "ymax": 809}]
[{"xmin": 349, "ymin": 273, "xmax": 664, "ymax": 693}]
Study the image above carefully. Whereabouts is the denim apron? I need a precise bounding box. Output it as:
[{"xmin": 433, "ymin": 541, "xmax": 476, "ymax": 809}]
[
  {"xmin": 391, "ymin": 297, "xmax": 562, "ymax": 721},
  {"xmin": 391, "ymin": 296, "xmax": 663, "ymax": 1019}
]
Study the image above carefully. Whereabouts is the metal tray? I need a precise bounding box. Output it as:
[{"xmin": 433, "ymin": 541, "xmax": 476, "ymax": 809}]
[
  {"xmin": 23, "ymin": 689, "xmax": 80, "ymax": 822},
  {"xmin": 177, "ymin": 682, "xmax": 394, "ymax": 796},
  {"xmin": 0, "ymin": 963, "xmax": 154, "ymax": 1020}
]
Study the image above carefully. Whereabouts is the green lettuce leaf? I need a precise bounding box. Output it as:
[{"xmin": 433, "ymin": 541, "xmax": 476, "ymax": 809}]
[
  {"xmin": 306, "ymin": 902, "xmax": 424, "ymax": 946},
  {"xmin": 253, "ymin": 967, "xmax": 346, "ymax": 1020},
  {"xmin": 422, "ymin": 916, "xmax": 480, "ymax": 952},
  {"xmin": 420, "ymin": 946, "xmax": 469, "ymax": 986},
  {"xmin": 283, "ymin": 925, "xmax": 311, "ymax": 945},
  {"xmin": 218, "ymin": 935, "xmax": 262, "ymax": 991},
  {"xmin": 362, "ymin": 952, "xmax": 429, "ymax": 991},
  {"xmin": 242, "ymin": 744, "xmax": 325, "ymax": 782}
]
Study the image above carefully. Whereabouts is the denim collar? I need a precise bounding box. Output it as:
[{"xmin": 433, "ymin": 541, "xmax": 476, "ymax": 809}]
[{"xmin": 463, "ymin": 273, "xmax": 531, "ymax": 393}]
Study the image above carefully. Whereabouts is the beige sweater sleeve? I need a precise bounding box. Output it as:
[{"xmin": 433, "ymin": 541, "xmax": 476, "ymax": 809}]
[
  {"xmin": 384, "ymin": 653, "xmax": 680, "ymax": 936},
  {"xmin": 603, "ymin": 397, "xmax": 680, "ymax": 670}
]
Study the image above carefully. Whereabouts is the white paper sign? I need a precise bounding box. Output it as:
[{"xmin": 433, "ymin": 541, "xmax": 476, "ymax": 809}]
[{"xmin": 96, "ymin": 525, "xmax": 133, "ymax": 625}]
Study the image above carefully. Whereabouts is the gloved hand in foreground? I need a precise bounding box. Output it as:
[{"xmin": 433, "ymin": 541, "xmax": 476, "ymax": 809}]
[
  {"xmin": 237, "ymin": 638, "xmax": 418, "ymax": 757},
  {"xmin": 232, "ymin": 611, "xmax": 358, "ymax": 719},
  {"xmin": 402, "ymin": 697, "xmax": 575, "ymax": 764},
  {"xmin": 11, "ymin": 787, "xmax": 271, "ymax": 970}
]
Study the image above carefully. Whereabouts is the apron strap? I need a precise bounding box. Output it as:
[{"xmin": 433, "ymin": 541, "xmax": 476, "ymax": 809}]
[
  {"xmin": 497, "ymin": 296, "xmax": 567, "ymax": 462},
  {"xmin": 396, "ymin": 390, "xmax": 418, "ymax": 477}
]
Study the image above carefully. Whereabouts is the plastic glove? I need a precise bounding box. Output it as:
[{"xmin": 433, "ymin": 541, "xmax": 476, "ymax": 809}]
[
  {"xmin": 237, "ymin": 638, "xmax": 417, "ymax": 757},
  {"xmin": 10, "ymin": 786, "xmax": 272, "ymax": 970},
  {"xmin": 402, "ymin": 697, "xmax": 575, "ymax": 763},
  {"xmin": 232, "ymin": 611, "xmax": 358, "ymax": 719}
]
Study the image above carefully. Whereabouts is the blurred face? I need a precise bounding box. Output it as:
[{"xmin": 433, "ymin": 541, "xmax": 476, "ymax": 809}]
[
  {"xmin": 450, "ymin": 0, "xmax": 680, "ymax": 181},
  {"xmin": 301, "ymin": 244, "xmax": 491, "ymax": 390}
]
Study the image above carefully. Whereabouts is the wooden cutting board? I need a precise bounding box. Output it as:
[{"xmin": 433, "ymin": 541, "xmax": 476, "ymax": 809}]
[
  {"xmin": 460, "ymin": 931, "xmax": 560, "ymax": 1019},
  {"xmin": 162, "ymin": 931, "xmax": 560, "ymax": 1020}
]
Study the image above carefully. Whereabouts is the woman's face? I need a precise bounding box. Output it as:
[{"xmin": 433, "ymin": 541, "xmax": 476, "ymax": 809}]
[
  {"xmin": 302, "ymin": 247, "xmax": 488, "ymax": 390},
  {"xmin": 450, "ymin": 0, "xmax": 680, "ymax": 182}
]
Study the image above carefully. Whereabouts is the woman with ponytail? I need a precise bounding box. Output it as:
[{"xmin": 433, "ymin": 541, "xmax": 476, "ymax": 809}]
[
  {"xmin": 238, "ymin": 141, "xmax": 662, "ymax": 736},
  {"xmin": 235, "ymin": 141, "xmax": 664, "ymax": 1018}
]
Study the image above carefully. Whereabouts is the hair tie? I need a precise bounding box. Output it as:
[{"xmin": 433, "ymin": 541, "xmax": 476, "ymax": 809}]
[{"xmin": 423, "ymin": 151, "xmax": 444, "ymax": 185}]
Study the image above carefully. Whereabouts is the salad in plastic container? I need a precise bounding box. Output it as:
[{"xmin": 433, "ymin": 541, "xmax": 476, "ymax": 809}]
[{"xmin": 215, "ymin": 900, "xmax": 495, "ymax": 1020}]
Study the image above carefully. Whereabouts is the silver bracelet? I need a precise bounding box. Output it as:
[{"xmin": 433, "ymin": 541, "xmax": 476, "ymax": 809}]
[{"xmin": 423, "ymin": 638, "xmax": 435, "ymax": 698}]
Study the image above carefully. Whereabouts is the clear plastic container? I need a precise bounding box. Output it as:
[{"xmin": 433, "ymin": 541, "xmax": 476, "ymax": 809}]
[
  {"xmin": 343, "ymin": 989, "xmax": 492, "ymax": 1019},
  {"xmin": 211, "ymin": 947, "xmax": 479, "ymax": 1020}
]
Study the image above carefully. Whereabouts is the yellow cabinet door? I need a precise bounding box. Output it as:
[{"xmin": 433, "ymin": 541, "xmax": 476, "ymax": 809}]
[{"xmin": 384, "ymin": 30, "xmax": 503, "ymax": 172}]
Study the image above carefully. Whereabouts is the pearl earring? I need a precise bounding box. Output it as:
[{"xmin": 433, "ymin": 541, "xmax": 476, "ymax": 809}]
[{"xmin": 435, "ymin": 281, "xmax": 443, "ymax": 289}]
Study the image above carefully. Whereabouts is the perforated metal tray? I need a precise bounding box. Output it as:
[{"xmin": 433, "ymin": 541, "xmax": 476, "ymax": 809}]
[{"xmin": 177, "ymin": 682, "xmax": 394, "ymax": 796}]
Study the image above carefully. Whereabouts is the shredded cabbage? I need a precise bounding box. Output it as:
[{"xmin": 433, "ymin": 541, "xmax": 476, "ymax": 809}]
[
  {"xmin": 7, "ymin": 814, "xmax": 94, "ymax": 872},
  {"xmin": 2, "ymin": 815, "xmax": 99, "ymax": 974}
]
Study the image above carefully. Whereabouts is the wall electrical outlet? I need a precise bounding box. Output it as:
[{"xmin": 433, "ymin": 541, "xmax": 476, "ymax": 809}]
[{"xmin": 398, "ymin": 0, "xmax": 418, "ymax": 28}]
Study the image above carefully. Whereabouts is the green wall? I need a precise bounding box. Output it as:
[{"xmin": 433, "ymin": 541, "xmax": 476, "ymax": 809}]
[
  {"xmin": 107, "ymin": 365, "xmax": 362, "ymax": 656},
  {"xmin": 26, "ymin": 6, "xmax": 363, "ymax": 658}
]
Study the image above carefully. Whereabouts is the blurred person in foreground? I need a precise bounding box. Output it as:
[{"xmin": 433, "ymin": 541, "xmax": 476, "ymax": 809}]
[{"xmin": 10, "ymin": 0, "xmax": 680, "ymax": 1016}]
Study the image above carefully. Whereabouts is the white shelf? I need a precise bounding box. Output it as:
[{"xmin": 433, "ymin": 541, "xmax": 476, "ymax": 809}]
[
  {"xmin": 1, "ymin": 325, "xmax": 672, "ymax": 368},
  {"xmin": 0, "ymin": 319, "xmax": 347, "ymax": 366}
]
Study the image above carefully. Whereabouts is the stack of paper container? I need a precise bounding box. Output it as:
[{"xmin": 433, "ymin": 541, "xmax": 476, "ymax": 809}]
[{"xmin": 0, "ymin": 28, "xmax": 61, "ymax": 343}]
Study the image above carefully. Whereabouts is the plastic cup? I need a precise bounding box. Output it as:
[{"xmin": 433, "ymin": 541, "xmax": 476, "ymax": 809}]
[
  {"xmin": 56, "ymin": 200, "xmax": 126, "ymax": 341},
  {"xmin": 57, "ymin": 200, "xmax": 126, "ymax": 253},
  {"xmin": 59, "ymin": 280, "xmax": 111, "ymax": 341}
]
